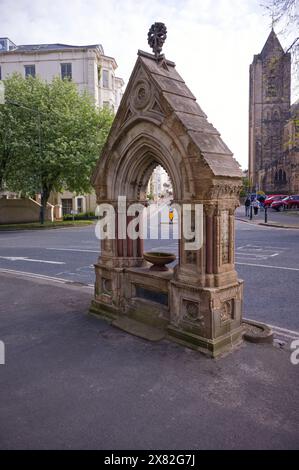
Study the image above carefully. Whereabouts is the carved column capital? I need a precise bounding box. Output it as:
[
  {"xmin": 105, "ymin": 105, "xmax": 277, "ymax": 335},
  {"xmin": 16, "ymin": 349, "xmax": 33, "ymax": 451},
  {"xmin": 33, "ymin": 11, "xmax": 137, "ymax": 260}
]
[{"xmin": 204, "ymin": 205, "xmax": 215, "ymax": 217}]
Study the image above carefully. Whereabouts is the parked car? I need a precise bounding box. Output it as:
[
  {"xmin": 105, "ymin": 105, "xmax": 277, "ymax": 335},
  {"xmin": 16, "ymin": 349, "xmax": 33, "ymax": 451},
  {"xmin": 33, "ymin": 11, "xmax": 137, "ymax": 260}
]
[
  {"xmin": 264, "ymin": 195, "xmax": 288, "ymax": 208},
  {"xmin": 271, "ymin": 195, "xmax": 299, "ymax": 211},
  {"xmin": 286, "ymin": 195, "xmax": 299, "ymax": 209}
]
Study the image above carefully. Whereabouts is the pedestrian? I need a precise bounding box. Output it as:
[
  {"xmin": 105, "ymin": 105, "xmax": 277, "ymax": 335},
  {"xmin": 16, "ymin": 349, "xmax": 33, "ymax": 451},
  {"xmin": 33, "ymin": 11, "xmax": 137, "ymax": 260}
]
[
  {"xmin": 245, "ymin": 197, "xmax": 251, "ymax": 217},
  {"xmin": 169, "ymin": 207, "xmax": 174, "ymax": 224},
  {"xmin": 253, "ymin": 198, "xmax": 259, "ymax": 216}
]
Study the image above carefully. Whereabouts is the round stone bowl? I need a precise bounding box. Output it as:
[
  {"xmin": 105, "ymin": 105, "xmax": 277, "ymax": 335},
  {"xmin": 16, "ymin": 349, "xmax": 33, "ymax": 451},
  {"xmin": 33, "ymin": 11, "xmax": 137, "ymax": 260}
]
[{"xmin": 143, "ymin": 252, "xmax": 176, "ymax": 271}]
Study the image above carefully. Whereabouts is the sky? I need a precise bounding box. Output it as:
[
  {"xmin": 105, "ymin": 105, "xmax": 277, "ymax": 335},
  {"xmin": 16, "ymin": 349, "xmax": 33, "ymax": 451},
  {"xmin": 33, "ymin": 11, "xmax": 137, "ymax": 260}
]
[{"xmin": 1, "ymin": 0, "xmax": 297, "ymax": 170}]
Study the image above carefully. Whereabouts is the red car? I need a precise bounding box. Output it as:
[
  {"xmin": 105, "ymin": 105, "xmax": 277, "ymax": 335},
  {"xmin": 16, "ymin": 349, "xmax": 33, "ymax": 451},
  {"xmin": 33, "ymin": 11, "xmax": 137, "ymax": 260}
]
[
  {"xmin": 271, "ymin": 195, "xmax": 299, "ymax": 211},
  {"xmin": 264, "ymin": 194, "xmax": 288, "ymax": 207}
]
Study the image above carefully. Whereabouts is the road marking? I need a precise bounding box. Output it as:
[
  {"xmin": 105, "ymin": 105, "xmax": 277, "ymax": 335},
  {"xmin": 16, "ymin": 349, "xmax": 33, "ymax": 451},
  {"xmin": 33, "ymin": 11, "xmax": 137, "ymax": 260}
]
[
  {"xmin": 0, "ymin": 256, "xmax": 65, "ymax": 265},
  {"xmin": 273, "ymin": 332, "xmax": 299, "ymax": 340},
  {"xmin": 236, "ymin": 262, "xmax": 299, "ymax": 272},
  {"xmin": 0, "ymin": 268, "xmax": 93, "ymax": 288},
  {"xmin": 244, "ymin": 318, "xmax": 299, "ymax": 340},
  {"xmin": 265, "ymin": 323, "xmax": 299, "ymax": 336},
  {"xmin": 236, "ymin": 252, "xmax": 279, "ymax": 258},
  {"xmin": 46, "ymin": 248, "xmax": 99, "ymax": 253},
  {"xmin": 236, "ymin": 220, "xmax": 297, "ymax": 231}
]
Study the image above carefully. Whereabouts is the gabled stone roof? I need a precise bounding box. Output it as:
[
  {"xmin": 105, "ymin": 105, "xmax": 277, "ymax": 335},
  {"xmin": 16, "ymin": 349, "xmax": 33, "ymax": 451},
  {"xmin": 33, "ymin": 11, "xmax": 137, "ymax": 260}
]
[
  {"xmin": 137, "ymin": 51, "xmax": 242, "ymax": 178},
  {"xmin": 92, "ymin": 50, "xmax": 242, "ymax": 187}
]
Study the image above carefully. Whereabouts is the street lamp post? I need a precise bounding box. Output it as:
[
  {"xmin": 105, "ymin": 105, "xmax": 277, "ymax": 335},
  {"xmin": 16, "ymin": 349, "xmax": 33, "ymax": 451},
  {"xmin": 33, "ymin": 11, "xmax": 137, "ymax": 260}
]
[{"xmin": 0, "ymin": 80, "xmax": 45, "ymax": 224}]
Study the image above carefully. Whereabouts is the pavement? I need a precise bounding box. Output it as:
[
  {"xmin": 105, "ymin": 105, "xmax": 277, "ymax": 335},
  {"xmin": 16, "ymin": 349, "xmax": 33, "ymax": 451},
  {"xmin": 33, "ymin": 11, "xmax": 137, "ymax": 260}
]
[
  {"xmin": 0, "ymin": 272, "xmax": 299, "ymax": 450},
  {"xmin": 236, "ymin": 205, "xmax": 299, "ymax": 229}
]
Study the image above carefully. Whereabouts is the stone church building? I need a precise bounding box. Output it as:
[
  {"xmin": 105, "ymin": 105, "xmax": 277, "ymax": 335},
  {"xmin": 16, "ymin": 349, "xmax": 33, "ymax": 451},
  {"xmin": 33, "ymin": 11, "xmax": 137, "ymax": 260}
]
[{"xmin": 249, "ymin": 29, "xmax": 299, "ymax": 194}]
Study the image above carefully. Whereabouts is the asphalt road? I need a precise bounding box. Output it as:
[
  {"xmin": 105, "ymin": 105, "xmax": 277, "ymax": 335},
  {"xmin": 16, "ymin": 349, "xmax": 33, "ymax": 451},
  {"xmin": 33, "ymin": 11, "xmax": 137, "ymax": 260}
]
[
  {"xmin": 1, "ymin": 273, "xmax": 298, "ymax": 450},
  {"xmin": 0, "ymin": 218, "xmax": 298, "ymax": 332}
]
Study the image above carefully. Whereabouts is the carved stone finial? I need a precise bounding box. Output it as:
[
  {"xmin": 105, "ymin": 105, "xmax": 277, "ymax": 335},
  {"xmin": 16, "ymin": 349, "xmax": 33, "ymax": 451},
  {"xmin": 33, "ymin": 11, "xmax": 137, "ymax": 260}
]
[{"xmin": 147, "ymin": 22, "xmax": 167, "ymax": 59}]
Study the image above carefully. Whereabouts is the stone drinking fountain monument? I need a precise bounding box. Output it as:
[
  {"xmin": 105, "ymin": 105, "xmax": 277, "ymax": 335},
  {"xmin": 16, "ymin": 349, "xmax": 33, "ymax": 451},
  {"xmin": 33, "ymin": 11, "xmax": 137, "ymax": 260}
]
[{"xmin": 90, "ymin": 23, "xmax": 244, "ymax": 357}]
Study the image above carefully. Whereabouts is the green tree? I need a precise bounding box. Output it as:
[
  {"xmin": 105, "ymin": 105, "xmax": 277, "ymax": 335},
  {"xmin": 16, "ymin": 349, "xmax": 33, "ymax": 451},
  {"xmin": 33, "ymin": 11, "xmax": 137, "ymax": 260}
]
[
  {"xmin": 240, "ymin": 176, "xmax": 250, "ymax": 197},
  {"xmin": 0, "ymin": 74, "xmax": 114, "ymax": 222}
]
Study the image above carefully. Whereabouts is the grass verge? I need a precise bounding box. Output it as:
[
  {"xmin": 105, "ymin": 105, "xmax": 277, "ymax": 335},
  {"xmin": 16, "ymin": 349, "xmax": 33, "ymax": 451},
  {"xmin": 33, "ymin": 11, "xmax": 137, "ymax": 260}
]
[{"xmin": 0, "ymin": 220, "xmax": 94, "ymax": 231}]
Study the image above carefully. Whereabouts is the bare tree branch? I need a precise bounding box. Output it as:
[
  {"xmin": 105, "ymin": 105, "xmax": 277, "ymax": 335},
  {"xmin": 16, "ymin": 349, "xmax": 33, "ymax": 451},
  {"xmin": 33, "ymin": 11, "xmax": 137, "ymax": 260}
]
[{"xmin": 261, "ymin": 0, "xmax": 299, "ymax": 96}]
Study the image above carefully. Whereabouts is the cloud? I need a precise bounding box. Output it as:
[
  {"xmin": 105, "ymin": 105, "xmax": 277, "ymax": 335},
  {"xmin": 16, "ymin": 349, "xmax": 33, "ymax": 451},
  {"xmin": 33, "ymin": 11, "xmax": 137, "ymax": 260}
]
[{"xmin": 1, "ymin": 0, "xmax": 293, "ymax": 169}]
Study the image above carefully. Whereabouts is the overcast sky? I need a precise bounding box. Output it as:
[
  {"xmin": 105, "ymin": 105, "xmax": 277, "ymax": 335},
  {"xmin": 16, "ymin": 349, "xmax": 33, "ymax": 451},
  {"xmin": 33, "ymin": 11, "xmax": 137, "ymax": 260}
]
[{"xmin": 1, "ymin": 0, "xmax": 297, "ymax": 169}]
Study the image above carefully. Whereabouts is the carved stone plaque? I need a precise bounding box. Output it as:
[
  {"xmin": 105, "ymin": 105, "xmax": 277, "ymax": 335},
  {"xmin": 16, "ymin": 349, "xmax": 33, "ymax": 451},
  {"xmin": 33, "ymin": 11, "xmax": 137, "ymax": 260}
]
[
  {"xmin": 221, "ymin": 210, "xmax": 229, "ymax": 264},
  {"xmin": 220, "ymin": 300, "xmax": 234, "ymax": 323},
  {"xmin": 182, "ymin": 299, "xmax": 204, "ymax": 326}
]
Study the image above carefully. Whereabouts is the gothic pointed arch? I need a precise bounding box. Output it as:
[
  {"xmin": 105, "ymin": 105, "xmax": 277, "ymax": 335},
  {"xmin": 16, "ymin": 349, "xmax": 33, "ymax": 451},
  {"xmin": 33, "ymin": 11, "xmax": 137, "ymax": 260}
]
[{"xmin": 91, "ymin": 46, "xmax": 243, "ymax": 358}]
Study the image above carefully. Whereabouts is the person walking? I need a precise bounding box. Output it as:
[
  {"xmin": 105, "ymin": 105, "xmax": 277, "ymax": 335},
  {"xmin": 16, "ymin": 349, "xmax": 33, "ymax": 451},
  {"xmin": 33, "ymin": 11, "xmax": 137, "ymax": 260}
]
[
  {"xmin": 169, "ymin": 207, "xmax": 174, "ymax": 224},
  {"xmin": 253, "ymin": 198, "xmax": 260, "ymax": 216},
  {"xmin": 245, "ymin": 197, "xmax": 251, "ymax": 217}
]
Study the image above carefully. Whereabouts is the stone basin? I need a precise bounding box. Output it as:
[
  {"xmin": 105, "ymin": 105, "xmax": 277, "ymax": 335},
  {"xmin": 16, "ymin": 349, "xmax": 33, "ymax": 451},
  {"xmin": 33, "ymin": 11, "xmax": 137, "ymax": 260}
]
[{"xmin": 143, "ymin": 252, "xmax": 176, "ymax": 271}]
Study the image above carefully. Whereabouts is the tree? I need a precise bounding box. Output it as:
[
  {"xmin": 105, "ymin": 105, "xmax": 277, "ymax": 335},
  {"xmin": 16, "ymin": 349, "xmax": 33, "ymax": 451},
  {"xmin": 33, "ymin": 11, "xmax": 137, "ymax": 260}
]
[
  {"xmin": 0, "ymin": 74, "xmax": 114, "ymax": 222},
  {"xmin": 240, "ymin": 176, "xmax": 250, "ymax": 197},
  {"xmin": 264, "ymin": 0, "xmax": 298, "ymax": 27}
]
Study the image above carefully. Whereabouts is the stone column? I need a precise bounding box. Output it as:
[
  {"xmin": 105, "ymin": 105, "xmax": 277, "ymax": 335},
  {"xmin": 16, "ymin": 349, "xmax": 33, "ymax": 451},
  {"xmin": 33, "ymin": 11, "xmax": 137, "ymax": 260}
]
[{"xmin": 205, "ymin": 205, "xmax": 215, "ymax": 287}]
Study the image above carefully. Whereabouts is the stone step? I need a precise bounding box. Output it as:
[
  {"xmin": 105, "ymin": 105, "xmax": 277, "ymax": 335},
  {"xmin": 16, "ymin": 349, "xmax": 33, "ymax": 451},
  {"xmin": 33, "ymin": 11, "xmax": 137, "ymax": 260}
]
[{"xmin": 112, "ymin": 316, "xmax": 165, "ymax": 342}]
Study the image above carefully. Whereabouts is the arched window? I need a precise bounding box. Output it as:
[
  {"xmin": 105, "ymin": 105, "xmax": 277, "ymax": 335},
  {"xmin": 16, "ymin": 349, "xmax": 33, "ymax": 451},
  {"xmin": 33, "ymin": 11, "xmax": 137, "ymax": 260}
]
[
  {"xmin": 279, "ymin": 169, "xmax": 283, "ymax": 182},
  {"xmin": 283, "ymin": 171, "xmax": 287, "ymax": 183},
  {"xmin": 275, "ymin": 171, "xmax": 278, "ymax": 182},
  {"xmin": 273, "ymin": 110, "xmax": 280, "ymax": 121},
  {"xmin": 263, "ymin": 109, "xmax": 271, "ymax": 121}
]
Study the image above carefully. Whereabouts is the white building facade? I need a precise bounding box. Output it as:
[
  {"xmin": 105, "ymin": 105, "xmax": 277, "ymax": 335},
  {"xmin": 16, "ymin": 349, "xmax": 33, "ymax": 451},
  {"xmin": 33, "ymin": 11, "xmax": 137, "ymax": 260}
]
[
  {"xmin": 148, "ymin": 165, "xmax": 173, "ymax": 201},
  {"xmin": 0, "ymin": 37, "xmax": 124, "ymax": 110},
  {"xmin": 0, "ymin": 37, "xmax": 124, "ymax": 216}
]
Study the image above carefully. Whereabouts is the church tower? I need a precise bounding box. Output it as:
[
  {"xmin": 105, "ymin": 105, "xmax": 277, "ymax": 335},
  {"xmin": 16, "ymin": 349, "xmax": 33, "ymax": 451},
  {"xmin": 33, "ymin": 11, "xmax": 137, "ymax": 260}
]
[{"xmin": 249, "ymin": 30, "xmax": 291, "ymax": 192}]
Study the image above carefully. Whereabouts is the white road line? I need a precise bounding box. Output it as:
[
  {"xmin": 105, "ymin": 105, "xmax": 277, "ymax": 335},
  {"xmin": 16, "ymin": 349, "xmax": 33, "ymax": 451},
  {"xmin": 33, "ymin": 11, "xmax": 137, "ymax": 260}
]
[
  {"xmin": 0, "ymin": 256, "xmax": 65, "ymax": 265},
  {"xmin": 265, "ymin": 323, "xmax": 299, "ymax": 336},
  {"xmin": 236, "ymin": 220, "xmax": 296, "ymax": 231},
  {"xmin": 236, "ymin": 262, "xmax": 299, "ymax": 272},
  {"xmin": 46, "ymin": 248, "xmax": 99, "ymax": 253},
  {"xmin": 243, "ymin": 319, "xmax": 299, "ymax": 340},
  {"xmin": 0, "ymin": 268, "xmax": 94, "ymax": 288},
  {"xmin": 273, "ymin": 332, "xmax": 299, "ymax": 340}
]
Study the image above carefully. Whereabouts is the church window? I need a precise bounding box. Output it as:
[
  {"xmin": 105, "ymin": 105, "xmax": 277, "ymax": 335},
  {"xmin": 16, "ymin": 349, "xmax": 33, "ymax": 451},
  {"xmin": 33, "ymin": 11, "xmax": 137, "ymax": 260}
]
[
  {"xmin": 273, "ymin": 110, "xmax": 280, "ymax": 121},
  {"xmin": 278, "ymin": 169, "xmax": 283, "ymax": 182},
  {"xmin": 264, "ymin": 109, "xmax": 271, "ymax": 121}
]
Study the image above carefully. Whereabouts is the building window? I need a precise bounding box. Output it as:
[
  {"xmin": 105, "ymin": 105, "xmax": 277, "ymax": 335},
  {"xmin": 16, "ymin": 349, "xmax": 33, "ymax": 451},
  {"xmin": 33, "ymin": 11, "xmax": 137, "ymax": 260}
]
[
  {"xmin": 61, "ymin": 63, "xmax": 72, "ymax": 80},
  {"xmin": 102, "ymin": 70, "xmax": 109, "ymax": 88},
  {"xmin": 266, "ymin": 70, "xmax": 277, "ymax": 97},
  {"xmin": 77, "ymin": 197, "xmax": 83, "ymax": 213},
  {"xmin": 25, "ymin": 65, "xmax": 36, "ymax": 78},
  {"xmin": 61, "ymin": 198, "xmax": 73, "ymax": 216},
  {"xmin": 97, "ymin": 65, "xmax": 101, "ymax": 83}
]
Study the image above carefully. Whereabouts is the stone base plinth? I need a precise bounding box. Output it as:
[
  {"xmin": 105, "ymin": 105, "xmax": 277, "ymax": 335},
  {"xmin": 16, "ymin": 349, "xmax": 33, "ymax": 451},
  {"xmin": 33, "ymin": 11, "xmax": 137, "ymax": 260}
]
[
  {"xmin": 167, "ymin": 324, "xmax": 244, "ymax": 358},
  {"xmin": 90, "ymin": 267, "xmax": 244, "ymax": 358}
]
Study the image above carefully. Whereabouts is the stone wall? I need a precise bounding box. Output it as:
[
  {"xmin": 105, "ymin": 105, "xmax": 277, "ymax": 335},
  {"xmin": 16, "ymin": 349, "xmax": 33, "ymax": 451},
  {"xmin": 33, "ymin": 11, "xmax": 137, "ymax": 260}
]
[{"xmin": 0, "ymin": 198, "xmax": 53, "ymax": 224}]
